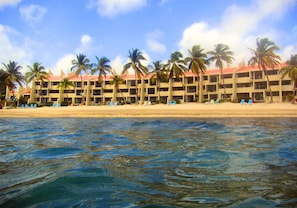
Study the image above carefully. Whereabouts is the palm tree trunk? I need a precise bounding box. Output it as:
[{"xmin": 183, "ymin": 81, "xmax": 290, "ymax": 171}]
[
  {"xmin": 157, "ymin": 80, "xmax": 160, "ymax": 102},
  {"xmin": 196, "ymin": 75, "xmax": 199, "ymax": 102},
  {"xmin": 262, "ymin": 65, "xmax": 273, "ymax": 102},
  {"xmin": 221, "ymin": 68, "xmax": 226, "ymax": 100},
  {"xmin": 80, "ymin": 74, "xmax": 83, "ymax": 105},
  {"xmin": 292, "ymin": 80, "xmax": 296, "ymax": 104}
]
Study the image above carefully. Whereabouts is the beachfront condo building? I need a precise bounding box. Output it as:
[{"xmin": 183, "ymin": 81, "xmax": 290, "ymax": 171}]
[{"xmin": 16, "ymin": 63, "xmax": 295, "ymax": 105}]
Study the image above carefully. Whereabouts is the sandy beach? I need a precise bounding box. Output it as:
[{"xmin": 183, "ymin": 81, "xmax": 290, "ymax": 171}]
[{"xmin": 1, "ymin": 102, "xmax": 296, "ymax": 118}]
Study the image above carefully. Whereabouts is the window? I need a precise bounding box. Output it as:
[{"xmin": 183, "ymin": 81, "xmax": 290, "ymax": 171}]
[
  {"xmin": 223, "ymin": 74, "xmax": 232, "ymax": 79},
  {"xmin": 187, "ymin": 77, "xmax": 194, "ymax": 84},
  {"xmin": 207, "ymin": 85, "xmax": 216, "ymax": 92},
  {"xmin": 203, "ymin": 76, "xmax": 208, "ymax": 81},
  {"xmin": 237, "ymin": 83, "xmax": 251, "ymax": 88},
  {"xmin": 93, "ymin": 90, "xmax": 101, "ymax": 95},
  {"xmin": 130, "ymin": 89, "xmax": 137, "ymax": 95},
  {"xmin": 49, "ymin": 90, "xmax": 59, "ymax": 93},
  {"xmin": 160, "ymin": 87, "xmax": 168, "ymax": 92},
  {"xmin": 173, "ymin": 87, "xmax": 184, "ymax": 91},
  {"xmin": 210, "ymin": 76, "xmax": 218, "ymax": 82},
  {"xmin": 282, "ymin": 80, "xmax": 291, "ymax": 85},
  {"xmin": 103, "ymin": 89, "xmax": 113, "ymax": 93},
  {"xmin": 253, "ymin": 71, "xmax": 263, "ymax": 79},
  {"xmin": 237, "ymin": 72, "xmax": 249, "ymax": 78},
  {"xmin": 270, "ymin": 81, "xmax": 279, "ymax": 86},
  {"xmin": 255, "ymin": 82, "xmax": 267, "ymax": 89},
  {"xmin": 148, "ymin": 88, "xmax": 155, "ymax": 94},
  {"xmin": 267, "ymin": 70, "xmax": 278, "ymax": 75},
  {"xmin": 220, "ymin": 84, "xmax": 233, "ymax": 88}
]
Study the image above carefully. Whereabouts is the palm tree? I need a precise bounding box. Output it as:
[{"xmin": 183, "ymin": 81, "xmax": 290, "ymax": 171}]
[
  {"xmin": 208, "ymin": 44, "xmax": 234, "ymax": 100},
  {"xmin": 122, "ymin": 49, "xmax": 148, "ymax": 104},
  {"xmin": 248, "ymin": 38, "xmax": 281, "ymax": 102},
  {"xmin": 281, "ymin": 54, "xmax": 297, "ymax": 103},
  {"xmin": 58, "ymin": 78, "xmax": 74, "ymax": 104},
  {"xmin": 91, "ymin": 56, "xmax": 112, "ymax": 105},
  {"xmin": 110, "ymin": 73, "xmax": 125, "ymax": 104},
  {"xmin": 166, "ymin": 51, "xmax": 188, "ymax": 102},
  {"xmin": 148, "ymin": 61, "xmax": 167, "ymax": 103},
  {"xmin": 185, "ymin": 45, "xmax": 209, "ymax": 102},
  {"xmin": 25, "ymin": 62, "xmax": 48, "ymax": 104},
  {"xmin": 71, "ymin": 54, "xmax": 90, "ymax": 105},
  {"xmin": 2, "ymin": 61, "xmax": 25, "ymax": 106}
]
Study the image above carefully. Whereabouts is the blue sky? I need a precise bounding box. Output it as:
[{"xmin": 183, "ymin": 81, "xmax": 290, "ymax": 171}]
[{"xmin": 0, "ymin": 0, "xmax": 297, "ymax": 75}]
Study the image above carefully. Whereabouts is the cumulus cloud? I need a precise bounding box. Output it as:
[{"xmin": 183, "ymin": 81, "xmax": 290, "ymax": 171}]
[
  {"xmin": 52, "ymin": 54, "xmax": 76, "ymax": 75},
  {"xmin": 19, "ymin": 4, "xmax": 47, "ymax": 25},
  {"xmin": 0, "ymin": 24, "xmax": 31, "ymax": 71},
  {"xmin": 75, "ymin": 34, "xmax": 92, "ymax": 54},
  {"xmin": 0, "ymin": 0, "xmax": 21, "ymax": 8},
  {"xmin": 87, "ymin": 0, "xmax": 147, "ymax": 17},
  {"xmin": 145, "ymin": 29, "xmax": 167, "ymax": 53},
  {"xmin": 110, "ymin": 55, "xmax": 125, "ymax": 75},
  {"xmin": 179, "ymin": 0, "xmax": 297, "ymax": 66}
]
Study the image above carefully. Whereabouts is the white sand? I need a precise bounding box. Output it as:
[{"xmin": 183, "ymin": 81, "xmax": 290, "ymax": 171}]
[{"xmin": 1, "ymin": 103, "xmax": 296, "ymax": 118}]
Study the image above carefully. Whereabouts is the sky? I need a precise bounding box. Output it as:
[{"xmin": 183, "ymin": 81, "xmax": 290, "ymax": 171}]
[{"xmin": 0, "ymin": 0, "xmax": 297, "ymax": 75}]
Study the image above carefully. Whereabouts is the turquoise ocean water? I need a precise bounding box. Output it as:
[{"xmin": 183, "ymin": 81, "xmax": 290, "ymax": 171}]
[{"xmin": 0, "ymin": 118, "xmax": 297, "ymax": 207}]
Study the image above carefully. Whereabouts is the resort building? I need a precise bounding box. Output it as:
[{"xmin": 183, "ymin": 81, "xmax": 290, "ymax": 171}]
[{"xmin": 15, "ymin": 63, "xmax": 295, "ymax": 105}]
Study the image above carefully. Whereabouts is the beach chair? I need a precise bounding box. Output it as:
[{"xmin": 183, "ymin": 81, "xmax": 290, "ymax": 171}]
[
  {"xmin": 240, "ymin": 99, "xmax": 246, "ymax": 105},
  {"xmin": 210, "ymin": 99, "xmax": 215, "ymax": 104},
  {"xmin": 33, "ymin": 104, "xmax": 37, "ymax": 108},
  {"xmin": 248, "ymin": 99, "xmax": 253, "ymax": 105},
  {"xmin": 108, "ymin": 102, "xmax": 113, "ymax": 106},
  {"xmin": 57, "ymin": 103, "xmax": 61, "ymax": 107},
  {"xmin": 215, "ymin": 99, "xmax": 220, "ymax": 104},
  {"xmin": 114, "ymin": 102, "xmax": 118, "ymax": 106}
]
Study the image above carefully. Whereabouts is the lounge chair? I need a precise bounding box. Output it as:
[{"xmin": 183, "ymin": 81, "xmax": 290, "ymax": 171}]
[
  {"xmin": 248, "ymin": 99, "xmax": 253, "ymax": 105},
  {"xmin": 240, "ymin": 99, "xmax": 246, "ymax": 105},
  {"xmin": 114, "ymin": 102, "xmax": 118, "ymax": 106},
  {"xmin": 210, "ymin": 99, "xmax": 215, "ymax": 104},
  {"xmin": 215, "ymin": 99, "xmax": 220, "ymax": 104},
  {"xmin": 108, "ymin": 102, "xmax": 113, "ymax": 106}
]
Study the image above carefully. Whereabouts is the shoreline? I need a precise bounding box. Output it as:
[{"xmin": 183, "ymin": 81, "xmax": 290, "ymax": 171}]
[{"xmin": 1, "ymin": 103, "xmax": 297, "ymax": 118}]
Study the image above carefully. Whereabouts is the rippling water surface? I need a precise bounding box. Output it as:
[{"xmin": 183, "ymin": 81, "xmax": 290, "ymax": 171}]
[{"xmin": 0, "ymin": 118, "xmax": 297, "ymax": 207}]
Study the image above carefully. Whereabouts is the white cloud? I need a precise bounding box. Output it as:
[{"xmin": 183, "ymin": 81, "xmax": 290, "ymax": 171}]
[
  {"xmin": 179, "ymin": 0, "xmax": 297, "ymax": 67},
  {"xmin": 87, "ymin": 0, "xmax": 147, "ymax": 17},
  {"xmin": 52, "ymin": 54, "xmax": 76, "ymax": 75},
  {"xmin": 81, "ymin": 34, "xmax": 92, "ymax": 46},
  {"xmin": 75, "ymin": 34, "xmax": 92, "ymax": 54},
  {"xmin": 110, "ymin": 55, "xmax": 124, "ymax": 75},
  {"xmin": 0, "ymin": 24, "xmax": 31, "ymax": 71},
  {"xmin": 19, "ymin": 4, "xmax": 47, "ymax": 25},
  {"xmin": 145, "ymin": 29, "xmax": 167, "ymax": 53},
  {"xmin": 0, "ymin": 0, "xmax": 21, "ymax": 8}
]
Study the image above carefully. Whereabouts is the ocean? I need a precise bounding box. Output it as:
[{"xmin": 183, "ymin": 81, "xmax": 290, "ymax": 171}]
[{"xmin": 0, "ymin": 118, "xmax": 297, "ymax": 207}]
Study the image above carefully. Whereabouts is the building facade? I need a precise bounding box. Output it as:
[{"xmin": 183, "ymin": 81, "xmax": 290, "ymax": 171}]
[{"xmin": 20, "ymin": 64, "xmax": 295, "ymax": 105}]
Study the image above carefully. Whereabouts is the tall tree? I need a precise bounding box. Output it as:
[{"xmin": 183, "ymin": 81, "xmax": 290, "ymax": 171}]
[
  {"xmin": 25, "ymin": 62, "xmax": 48, "ymax": 104},
  {"xmin": 166, "ymin": 51, "xmax": 188, "ymax": 102},
  {"xmin": 185, "ymin": 45, "xmax": 209, "ymax": 102},
  {"xmin": 110, "ymin": 73, "xmax": 125, "ymax": 104},
  {"xmin": 122, "ymin": 49, "xmax": 148, "ymax": 104},
  {"xmin": 0, "ymin": 69, "xmax": 8, "ymax": 101},
  {"xmin": 91, "ymin": 56, "xmax": 112, "ymax": 105},
  {"xmin": 71, "ymin": 54, "xmax": 90, "ymax": 104},
  {"xmin": 208, "ymin": 44, "xmax": 234, "ymax": 100},
  {"xmin": 2, "ymin": 61, "xmax": 24, "ymax": 96},
  {"xmin": 248, "ymin": 38, "xmax": 280, "ymax": 102},
  {"xmin": 148, "ymin": 60, "xmax": 167, "ymax": 103},
  {"xmin": 58, "ymin": 78, "xmax": 74, "ymax": 104},
  {"xmin": 280, "ymin": 54, "xmax": 297, "ymax": 103}
]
